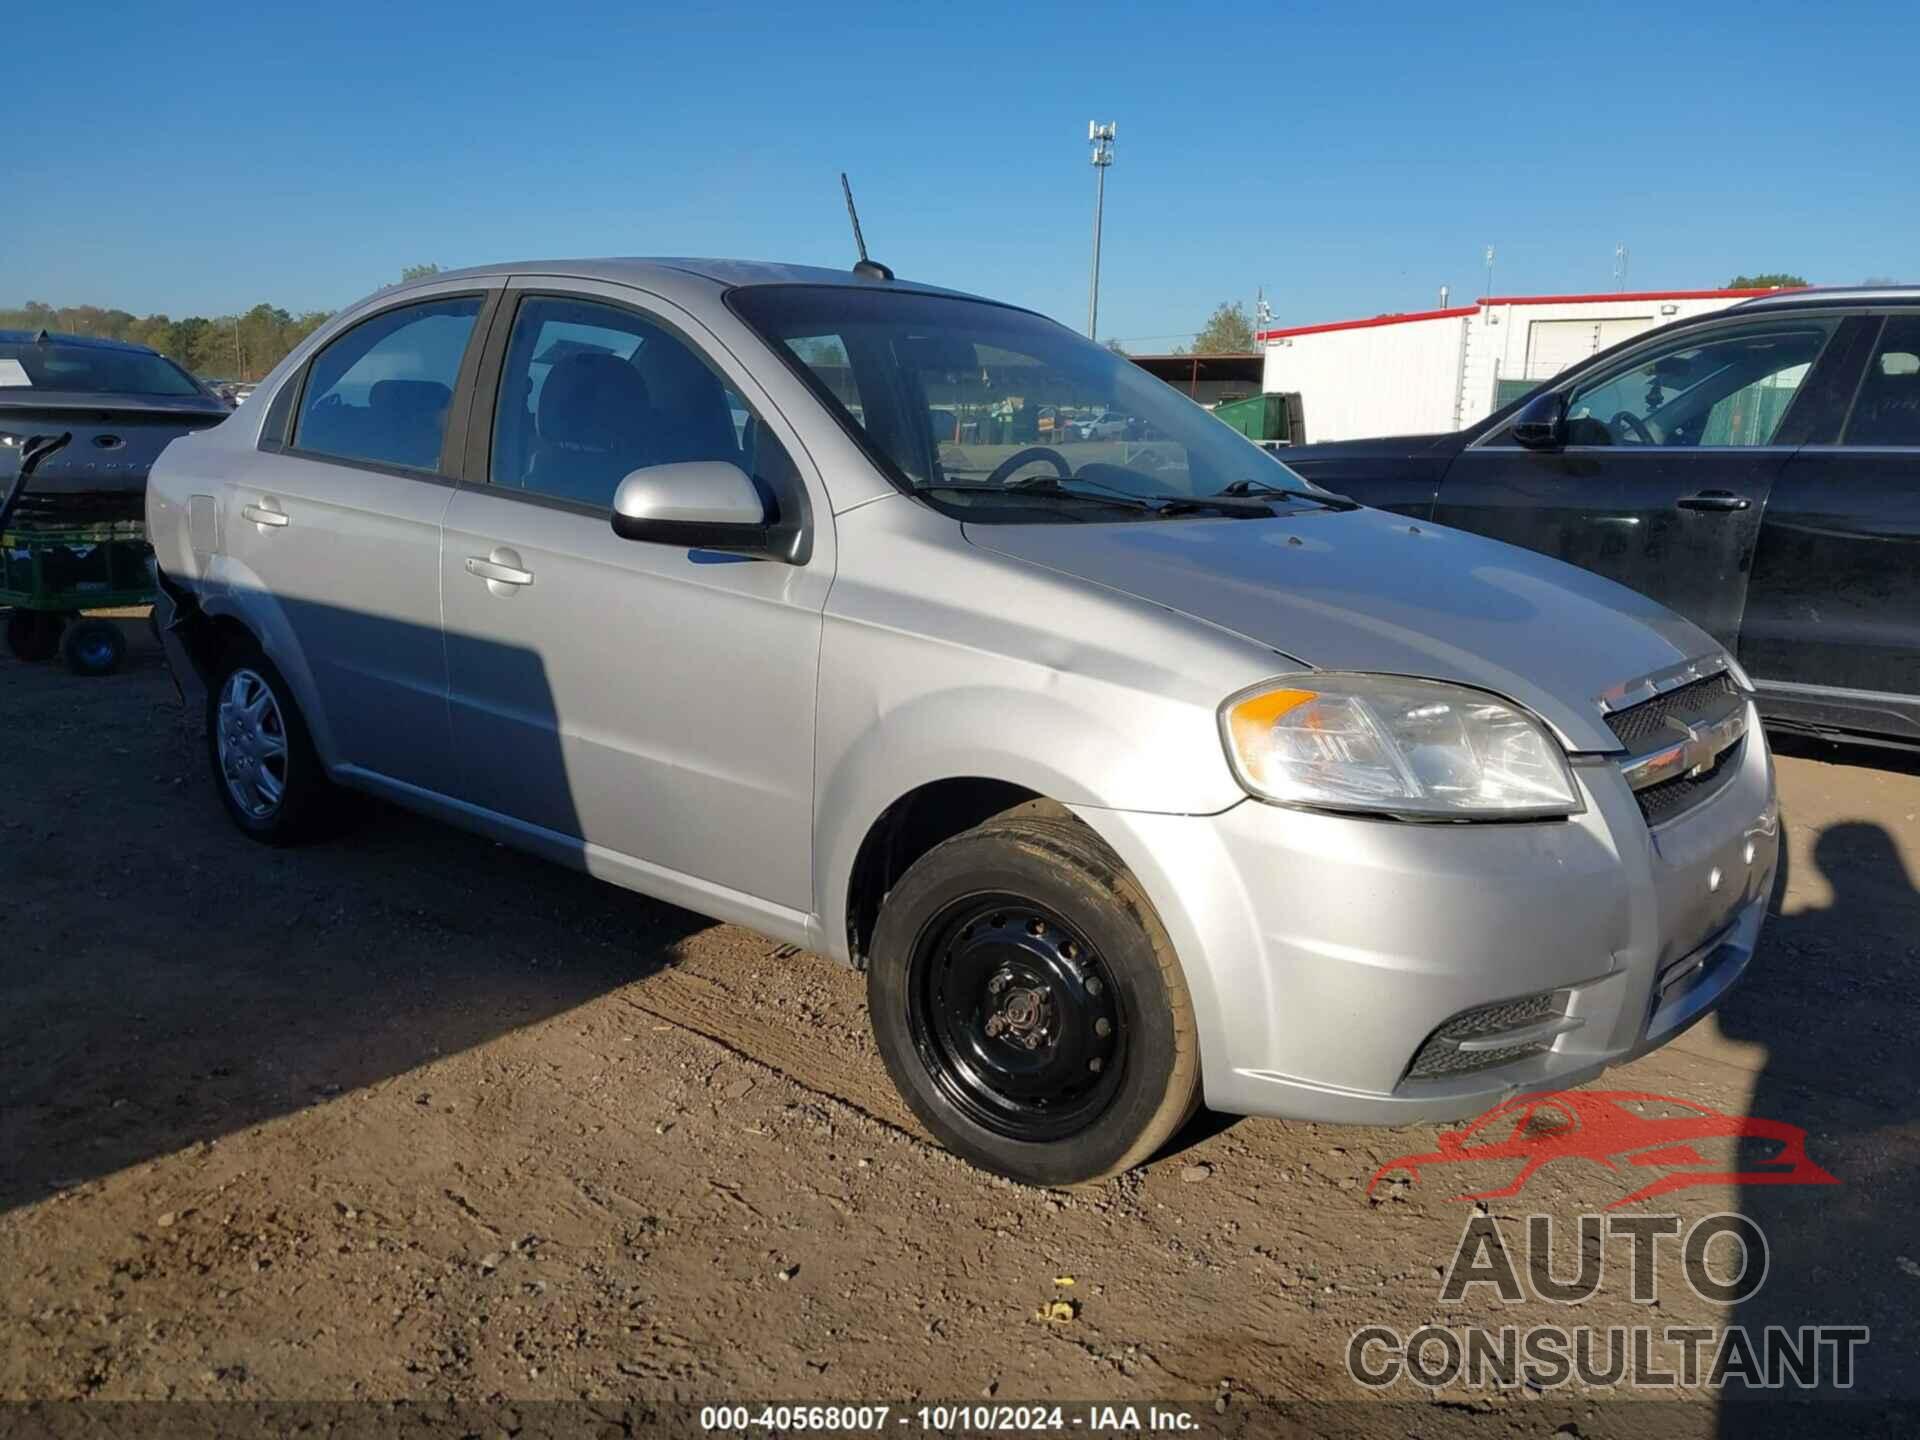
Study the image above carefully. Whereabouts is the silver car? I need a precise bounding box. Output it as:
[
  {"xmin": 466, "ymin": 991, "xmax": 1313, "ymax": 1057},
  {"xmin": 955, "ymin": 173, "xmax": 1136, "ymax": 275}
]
[{"xmin": 146, "ymin": 260, "xmax": 1778, "ymax": 1186}]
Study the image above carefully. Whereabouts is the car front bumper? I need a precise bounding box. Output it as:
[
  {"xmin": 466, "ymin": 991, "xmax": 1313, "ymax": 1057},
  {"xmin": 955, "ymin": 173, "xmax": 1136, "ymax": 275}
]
[{"xmin": 1073, "ymin": 702, "xmax": 1778, "ymax": 1124}]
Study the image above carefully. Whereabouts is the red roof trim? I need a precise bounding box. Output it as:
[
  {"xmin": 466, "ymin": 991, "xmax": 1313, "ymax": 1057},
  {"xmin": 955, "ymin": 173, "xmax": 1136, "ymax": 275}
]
[
  {"xmin": 1257, "ymin": 306, "xmax": 1476, "ymax": 342},
  {"xmin": 1478, "ymin": 287, "xmax": 1790, "ymax": 306},
  {"xmin": 1257, "ymin": 287, "xmax": 1805, "ymax": 342}
]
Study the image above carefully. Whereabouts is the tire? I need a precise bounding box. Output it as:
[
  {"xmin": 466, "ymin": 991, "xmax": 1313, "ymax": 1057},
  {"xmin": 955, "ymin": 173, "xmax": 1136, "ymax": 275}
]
[
  {"xmin": 5, "ymin": 610, "xmax": 66, "ymax": 663},
  {"xmin": 205, "ymin": 640, "xmax": 332, "ymax": 844},
  {"xmin": 60, "ymin": 618, "xmax": 127, "ymax": 676},
  {"xmin": 868, "ymin": 807, "xmax": 1200, "ymax": 1186}
]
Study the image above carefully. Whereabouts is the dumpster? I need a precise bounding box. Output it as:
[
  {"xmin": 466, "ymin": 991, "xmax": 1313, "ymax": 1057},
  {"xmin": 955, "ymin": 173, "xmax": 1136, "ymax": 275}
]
[{"xmin": 1211, "ymin": 391, "xmax": 1306, "ymax": 448}]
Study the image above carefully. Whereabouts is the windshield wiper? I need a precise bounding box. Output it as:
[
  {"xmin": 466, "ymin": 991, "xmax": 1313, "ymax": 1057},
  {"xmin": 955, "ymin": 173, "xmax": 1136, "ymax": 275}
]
[
  {"xmin": 923, "ymin": 482, "xmax": 1154, "ymax": 512},
  {"xmin": 1008, "ymin": 474, "xmax": 1277, "ymax": 518},
  {"xmin": 1217, "ymin": 478, "xmax": 1361, "ymax": 510}
]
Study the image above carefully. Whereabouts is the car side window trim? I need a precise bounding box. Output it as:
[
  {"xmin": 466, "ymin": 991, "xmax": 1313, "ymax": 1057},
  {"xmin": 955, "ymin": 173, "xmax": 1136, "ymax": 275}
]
[
  {"xmin": 1774, "ymin": 314, "xmax": 1882, "ymax": 448},
  {"xmin": 256, "ymin": 370, "xmax": 300, "ymax": 452},
  {"xmin": 279, "ymin": 288, "xmax": 496, "ymax": 483}
]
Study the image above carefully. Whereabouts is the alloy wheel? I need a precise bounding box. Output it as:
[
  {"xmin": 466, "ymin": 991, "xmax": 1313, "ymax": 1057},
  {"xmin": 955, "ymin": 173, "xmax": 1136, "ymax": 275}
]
[{"xmin": 216, "ymin": 668, "xmax": 290, "ymax": 820}]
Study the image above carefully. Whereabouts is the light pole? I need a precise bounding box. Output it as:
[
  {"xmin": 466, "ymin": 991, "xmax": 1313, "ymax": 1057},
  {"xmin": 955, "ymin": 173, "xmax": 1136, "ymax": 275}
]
[{"xmin": 1087, "ymin": 122, "xmax": 1116, "ymax": 339}]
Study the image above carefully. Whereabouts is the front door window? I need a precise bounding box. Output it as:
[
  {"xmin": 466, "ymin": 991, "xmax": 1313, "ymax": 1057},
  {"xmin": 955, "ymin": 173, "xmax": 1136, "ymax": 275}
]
[
  {"xmin": 489, "ymin": 295, "xmax": 789, "ymax": 509},
  {"xmin": 1563, "ymin": 323, "xmax": 1834, "ymax": 448}
]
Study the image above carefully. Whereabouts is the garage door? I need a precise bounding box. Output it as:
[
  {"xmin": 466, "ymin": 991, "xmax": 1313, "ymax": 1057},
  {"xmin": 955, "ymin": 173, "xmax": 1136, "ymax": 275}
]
[{"xmin": 1525, "ymin": 316, "xmax": 1655, "ymax": 378}]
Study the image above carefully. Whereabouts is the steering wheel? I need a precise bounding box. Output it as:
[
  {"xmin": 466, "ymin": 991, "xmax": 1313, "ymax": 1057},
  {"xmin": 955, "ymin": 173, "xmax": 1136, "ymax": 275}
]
[
  {"xmin": 984, "ymin": 446, "xmax": 1072, "ymax": 488},
  {"xmin": 1609, "ymin": 410, "xmax": 1655, "ymax": 445}
]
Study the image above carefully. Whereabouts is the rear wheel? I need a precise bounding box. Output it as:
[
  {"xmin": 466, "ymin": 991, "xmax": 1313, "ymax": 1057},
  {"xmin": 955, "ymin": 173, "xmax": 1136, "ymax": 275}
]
[
  {"xmin": 60, "ymin": 618, "xmax": 127, "ymax": 676},
  {"xmin": 868, "ymin": 808, "xmax": 1199, "ymax": 1186},
  {"xmin": 205, "ymin": 642, "xmax": 332, "ymax": 844}
]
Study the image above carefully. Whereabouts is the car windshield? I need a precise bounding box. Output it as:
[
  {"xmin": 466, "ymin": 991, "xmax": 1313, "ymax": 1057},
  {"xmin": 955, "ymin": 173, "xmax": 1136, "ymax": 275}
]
[
  {"xmin": 0, "ymin": 341, "xmax": 205, "ymax": 398},
  {"xmin": 729, "ymin": 285, "xmax": 1317, "ymax": 521}
]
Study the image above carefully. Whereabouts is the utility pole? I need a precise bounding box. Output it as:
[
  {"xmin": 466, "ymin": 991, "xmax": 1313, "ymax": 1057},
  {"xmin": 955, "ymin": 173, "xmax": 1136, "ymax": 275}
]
[
  {"xmin": 1613, "ymin": 242, "xmax": 1630, "ymax": 291},
  {"xmin": 1086, "ymin": 122, "xmax": 1116, "ymax": 339},
  {"xmin": 232, "ymin": 316, "xmax": 244, "ymax": 378}
]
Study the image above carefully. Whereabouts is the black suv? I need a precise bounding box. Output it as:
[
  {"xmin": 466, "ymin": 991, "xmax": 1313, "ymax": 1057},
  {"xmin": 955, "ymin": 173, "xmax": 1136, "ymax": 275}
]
[{"xmin": 1281, "ymin": 288, "xmax": 1920, "ymax": 750}]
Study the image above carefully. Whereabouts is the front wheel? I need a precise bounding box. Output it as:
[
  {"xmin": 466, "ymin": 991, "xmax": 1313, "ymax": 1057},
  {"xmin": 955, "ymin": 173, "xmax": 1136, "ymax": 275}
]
[{"xmin": 868, "ymin": 808, "xmax": 1199, "ymax": 1186}]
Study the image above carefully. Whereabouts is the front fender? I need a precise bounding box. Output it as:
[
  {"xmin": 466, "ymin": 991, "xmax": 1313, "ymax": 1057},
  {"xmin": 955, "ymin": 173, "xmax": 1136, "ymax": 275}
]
[{"xmin": 812, "ymin": 674, "xmax": 1246, "ymax": 966}]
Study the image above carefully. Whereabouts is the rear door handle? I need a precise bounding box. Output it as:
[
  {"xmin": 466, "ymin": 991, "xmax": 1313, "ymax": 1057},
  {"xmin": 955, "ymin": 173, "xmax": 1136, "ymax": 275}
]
[
  {"xmin": 465, "ymin": 555, "xmax": 533, "ymax": 586},
  {"xmin": 1677, "ymin": 491, "xmax": 1751, "ymax": 513},
  {"xmin": 241, "ymin": 502, "xmax": 289, "ymax": 528}
]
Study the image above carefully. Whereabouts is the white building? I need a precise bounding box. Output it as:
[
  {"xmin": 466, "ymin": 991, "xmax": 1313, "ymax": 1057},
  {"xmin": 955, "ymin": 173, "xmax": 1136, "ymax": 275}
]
[{"xmin": 1260, "ymin": 288, "xmax": 1789, "ymax": 443}]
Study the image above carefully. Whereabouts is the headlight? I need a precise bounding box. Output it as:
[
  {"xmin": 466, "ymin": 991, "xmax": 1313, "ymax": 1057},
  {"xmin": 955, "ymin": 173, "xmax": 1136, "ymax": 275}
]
[{"xmin": 1220, "ymin": 674, "xmax": 1580, "ymax": 820}]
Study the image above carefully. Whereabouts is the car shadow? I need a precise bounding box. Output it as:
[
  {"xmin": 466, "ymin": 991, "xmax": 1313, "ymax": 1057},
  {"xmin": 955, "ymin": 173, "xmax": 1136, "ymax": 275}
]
[
  {"xmin": 0, "ymin": 602, "xmax": 719, "ymax": 1214},
  {"xmin": 1714, "ymin": 815, "xmax": 1920, "ymax": 1420}
]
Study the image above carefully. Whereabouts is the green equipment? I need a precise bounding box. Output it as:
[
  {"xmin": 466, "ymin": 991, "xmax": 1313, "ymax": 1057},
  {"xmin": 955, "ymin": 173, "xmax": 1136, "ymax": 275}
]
[
  {"xmin": 1211, "ymin": 391, "xmax": 1307, "ymax": 448},
  {"xmin": 1, "ymin": 433, "xmax": 153, "ymax": 676}
]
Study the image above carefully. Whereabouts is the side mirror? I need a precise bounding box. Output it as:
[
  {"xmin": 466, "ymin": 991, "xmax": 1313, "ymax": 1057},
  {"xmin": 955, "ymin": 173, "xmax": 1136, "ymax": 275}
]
[
  {"xmin": 611, "ymin": 461, "xmax": 772, "ymax": 553},
  {"xmin": 1510, "ymin": 391, "xmax": 1568, "ymax": 451}
]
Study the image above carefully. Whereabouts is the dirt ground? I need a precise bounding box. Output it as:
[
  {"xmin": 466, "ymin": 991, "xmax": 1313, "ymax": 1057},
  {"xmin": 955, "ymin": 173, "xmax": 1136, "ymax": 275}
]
[{"xmin": 3, "ymin": 617, "xmax": 1918, "ymax": 1437}]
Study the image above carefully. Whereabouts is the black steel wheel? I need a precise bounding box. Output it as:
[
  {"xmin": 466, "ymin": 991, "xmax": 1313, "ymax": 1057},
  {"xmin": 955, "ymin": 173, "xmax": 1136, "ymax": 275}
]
[
  {"xmin": 869, "ymin": 804, "xmax": 1199, "ymax": 1186},
  {"xmin": 907, "ymin": 897, "xmax": 1125, "ymax": 1143}
]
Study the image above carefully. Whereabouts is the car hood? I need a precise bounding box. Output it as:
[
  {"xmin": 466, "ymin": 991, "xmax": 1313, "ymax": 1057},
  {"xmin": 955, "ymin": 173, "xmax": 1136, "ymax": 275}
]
[{"xmin": 965, "ymin": 507, "xmax": 1722, "ymax": 752}]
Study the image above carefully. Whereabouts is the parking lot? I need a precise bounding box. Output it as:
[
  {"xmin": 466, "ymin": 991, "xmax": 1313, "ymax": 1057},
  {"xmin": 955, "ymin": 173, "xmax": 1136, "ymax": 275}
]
[{"xmin": 3, "ymin": 620, "xmax": 1918, "ymax": 1434}]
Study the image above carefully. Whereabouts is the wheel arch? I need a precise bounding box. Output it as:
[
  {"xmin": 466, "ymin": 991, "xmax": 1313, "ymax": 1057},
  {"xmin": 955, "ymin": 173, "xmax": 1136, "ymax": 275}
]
[
  {"xmin": 840, "ymin": 778, "xmax": 1081, "ymax": 970},
  {"xmin": 167, "ymin": 575, "xmax": 340, "ymax": 768}
]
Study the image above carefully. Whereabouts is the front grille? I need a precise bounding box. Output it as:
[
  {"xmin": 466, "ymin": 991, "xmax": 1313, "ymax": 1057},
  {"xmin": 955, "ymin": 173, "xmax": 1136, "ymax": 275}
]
[
  {"xmin": 1603, "ymin": 672, "xmax": 1739, "ymax": 750},
  {"xmin": 1634, "ymin": 734, "xmax": 1745, "ymax": 823},
  {"xmin": 1404, "ymin": 990, "xmax": 1565, "ymax": 1082},
  {"xmin": 1603, "ymin": 671, "xmax": 1747, "ymax": 827}
]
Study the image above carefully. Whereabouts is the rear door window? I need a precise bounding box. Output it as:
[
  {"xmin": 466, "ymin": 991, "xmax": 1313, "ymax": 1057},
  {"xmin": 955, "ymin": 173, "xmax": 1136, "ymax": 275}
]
[
  {"xmin": 1843, "ymin": 316, "xmax": 1920, "ymax": 447},
  {"xmin": 293, "ymin": 297, "xmax": 482, "ymax": 471}
]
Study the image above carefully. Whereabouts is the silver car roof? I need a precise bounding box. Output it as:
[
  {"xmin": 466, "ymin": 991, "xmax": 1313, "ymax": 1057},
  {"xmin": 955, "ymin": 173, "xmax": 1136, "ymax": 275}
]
[{"xmin": 374, "ymin": 257, "xmax": 993, "ymax": 307}]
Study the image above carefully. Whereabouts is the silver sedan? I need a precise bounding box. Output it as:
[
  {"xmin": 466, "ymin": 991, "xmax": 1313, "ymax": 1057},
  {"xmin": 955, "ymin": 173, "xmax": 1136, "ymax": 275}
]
[{"xmin": 145, "ymin": 259, "xmax": 1778, "ymax": 1185}]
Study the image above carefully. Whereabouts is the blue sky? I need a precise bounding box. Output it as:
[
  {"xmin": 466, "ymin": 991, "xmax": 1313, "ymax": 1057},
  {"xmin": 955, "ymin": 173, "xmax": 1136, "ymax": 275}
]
[{"xmin": 10, "ymin": 0, "xmax": 1915, "ymax": 344}]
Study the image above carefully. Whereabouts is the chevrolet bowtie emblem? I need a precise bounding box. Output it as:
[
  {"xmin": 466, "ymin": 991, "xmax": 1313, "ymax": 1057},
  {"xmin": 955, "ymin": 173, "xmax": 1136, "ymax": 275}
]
[{"xmin": 1664, "ymin": 712, "xmax": 1737, "ymax": 778}]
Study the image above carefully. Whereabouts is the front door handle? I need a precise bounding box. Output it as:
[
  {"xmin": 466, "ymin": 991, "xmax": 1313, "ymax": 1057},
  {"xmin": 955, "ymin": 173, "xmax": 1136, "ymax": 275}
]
[
  {"xmin": 465, "ymin": 550, "xmax": 534, "ymax": 592},
  {"xmin": 1677, "ymin": 490, "xmax": 1752, "ymax": 513},
  {"xmin": 241, "ymin": 502, "xmax": 289, "ymax": 528}
]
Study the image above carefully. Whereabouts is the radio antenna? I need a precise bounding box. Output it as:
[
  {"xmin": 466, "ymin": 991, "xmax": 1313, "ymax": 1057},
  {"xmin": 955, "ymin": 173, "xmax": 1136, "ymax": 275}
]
[{"xmin": 841, "ymin": 173, "xmax": 894, "ymax": 282}]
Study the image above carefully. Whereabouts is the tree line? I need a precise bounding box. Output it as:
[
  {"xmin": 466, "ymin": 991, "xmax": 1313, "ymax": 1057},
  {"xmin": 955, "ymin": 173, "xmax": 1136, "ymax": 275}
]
[
  {"xmin": 0, "ymin": 301, "xmax": 334, "ymax": 383},
  {"xmin": 1, "ymin": 266, "xmax": 444, "ymax": 382}
]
